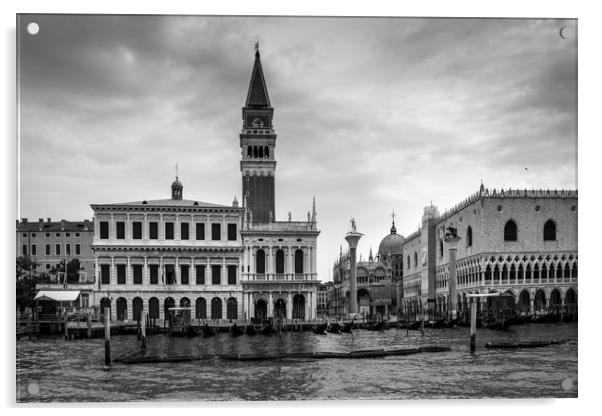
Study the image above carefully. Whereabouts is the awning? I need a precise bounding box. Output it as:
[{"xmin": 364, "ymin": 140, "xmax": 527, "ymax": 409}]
[{"xmin": 34, "ymin": 290, "xmax": 81, "ymax": 302}]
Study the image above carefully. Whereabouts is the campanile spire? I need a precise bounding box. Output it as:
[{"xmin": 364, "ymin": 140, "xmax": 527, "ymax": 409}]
[{"xmin": 239, "ymin": 45, "xmax": 277, "ymax": 223}]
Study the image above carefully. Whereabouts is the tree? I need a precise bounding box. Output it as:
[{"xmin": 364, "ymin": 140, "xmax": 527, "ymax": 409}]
[
  {"xmin": 50, "ymin": 258, "xmax": 82, "ymax": 283},
  {"xmin": 16, "ymin": 256, "xmax": 38, "ymax": 278},
  {"xmin": 16, "ymin": 273, "xmax": 52, "ymax": 309}
]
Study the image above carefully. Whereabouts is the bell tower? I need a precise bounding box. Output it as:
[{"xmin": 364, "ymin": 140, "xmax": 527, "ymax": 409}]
[{"xmin": 240, "ymin": 44, "xmax": 276, "ymax": 224}]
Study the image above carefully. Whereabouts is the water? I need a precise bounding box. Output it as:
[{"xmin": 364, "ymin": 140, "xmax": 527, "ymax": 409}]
[{"xmin": 16, "ymin": 323, "xmax": 577, "ymax": 402}]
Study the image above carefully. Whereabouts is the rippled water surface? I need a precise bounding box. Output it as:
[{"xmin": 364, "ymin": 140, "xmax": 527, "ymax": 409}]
[{"xmin": 16, "ymin": 323, "xmax": 577, "ymax": 402}]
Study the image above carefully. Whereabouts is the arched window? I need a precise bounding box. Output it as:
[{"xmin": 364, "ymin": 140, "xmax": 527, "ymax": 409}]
[
  {"xmin": 226, "ymin": 297, "xmax": 238, "ymax": 320},
  {"xmin": 253, "ymin": 146, "xmax": 258, "ymax": 158},
  {"xmin": 543, "ymin": 219, "xmax": 556, "ymax": 241},
  {"xmin": 466, "ymin": 226, "xmax": 473, "ymax": 247},
  {"xmin": 211, "ymin": 297, "xmax": 222, "ymax": 319},
  {"xmin": 256, "ymin": 249, "xmax": 266, "ymax": 274},
  {"xmin": 132, "ymin": 297, "xmax": 143, "ymax": 322},
  {"xmin": 258, "ymin": 146, "xmax": 264, "ymax": 158},
  {"xmin": 439, "ymin": 240, "xmax": 444, "ymax": 258},
  {"xmin": 275, "ymin": 249, "xmax": 285, "ymax": 274},
  {"xmin": 504, "ymin": 220, "xmax": 518, "ymax": 241},
  {"xmin": 265, "ymin": 146, "xmax": 269, "ymax": 158},
  {"xmin": 294, "ymin": 249, "xmax": 304, "ymax": 274},
  {"xmin": 164, "ymin": 297, "xmax": 175, "ymax": 319},
  {"xmin": 414, "ymin": 252, "xmax": 418, "ymax": 267},
  {"xmin": 247, "ymin": 146, "xmax": 252, "ymax": 157},
  {"xmin": 148, "ymin": 297, "xmax": 159, "ymax": 320},
  {"xmin": 116, "ymin": 297, "xmax": 128, "ymax": 321},
  {"xmin": 407, "ymin": 255, "xmax": 410, "ymax": 270},
  {"xmin": 195, "ymin": 297, "xmax": 206, "ymax": 319},
  {"xmin": 180, "ymin": 297, "xmax": 191, "ymax": 308}
]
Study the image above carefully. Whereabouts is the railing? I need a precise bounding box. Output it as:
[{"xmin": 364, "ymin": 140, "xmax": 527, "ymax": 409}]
[
  {"xmin": 242, "ymin": 221, "xmax": 315, "ymax": 232},
  {"xmin": 241, "ymin": 273, "xmax": 318, "ymax": 282}
]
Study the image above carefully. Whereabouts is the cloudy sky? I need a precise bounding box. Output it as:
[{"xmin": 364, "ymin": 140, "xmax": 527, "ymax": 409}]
[{"xmin": 17, "ymin": 15, "xmax": 577, "ymax": 280}]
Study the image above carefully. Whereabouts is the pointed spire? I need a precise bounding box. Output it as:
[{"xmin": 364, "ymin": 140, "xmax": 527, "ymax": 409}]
[
  {"xmin": 369, "ymin": 247, "xmax": 373, "ymax": 262},
  {"xmin": 390, "ymin": 210, "xmax": 397, "ymax": 234},
  {"xmin": 245, "ymin": 43, "xmax": 271, "ymax": 108}
]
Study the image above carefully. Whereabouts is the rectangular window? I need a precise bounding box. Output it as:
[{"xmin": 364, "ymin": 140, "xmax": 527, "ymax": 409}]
[
  {"xmin": 22, "ymin": 233, "xmax": 27, "ymax": 238},
  {"xmin": 32, "ymin": 233, "xmax": 36, "ymax": 238},
  {"xmin": 66, "ymin": 244, "xmax": 71, "ymax": 256},
  {"xmin": 117, "ymin": 265, "xmax": 126, "ymax": 284},
  {"xmin": 211, "ymin": 223, "xmax": 221, "ymax": 241},
  {"xmin": 45, "ymin": 244, "xmax": 50, "ymax": 256},
  {"xmin": 31, "ymin": 244, "xmax": 37, "ymax": 256},
  {"xmin": 55, "ymin": 233, "xmax": 60, "ymax": 237},
  {"xmin": 133, "ymin": 265, "xmax": 143, "ymax": 284},
  {"xmin": 181, "ymin": 265, "xmax": 190, "ymax": 285},
  {"xmin": 227, "ymin": 224, "xmax": 237, "ymax": 241},
  {"xmin": 132, "ymin": 222, "xmax": 142, "ymax": 239},
  {"xmin": 22, "ymin": 245, "xmax": 27, "ymax": 256},
  {"xmin": 99, "ymin": 221, "xmax": 109, "ymax": 239},
  {"xmin": 45, "ymin": 233, "xmax": 50, "ymax": 238},
  {"xmin": 116, "ymin": 222, "xmax": 125, "ymax": 239},
  {"xmin": 181, "ymin": 223, "xmax": 189, "ymax": 240},
  {"xmin": 227, "ymin": 265, "xmax": 237, "ymax": 285},
  {"xmin": 195, "ymin": 265, "xmax": 206, "ymax": 284},
  {"xmin": 45, "ymin": 263, "xmax": 51, "ymax": 270},
  {"xmin": 165, "ymin": 222, "xmax": 174, "ymax": 240},
  {"xmin": 75, "ymin": 232, "xmax": 80, "ymax": 237},
  {"xmin": 66, "ymin": 232, "xmax": 70, "ymax": 237},
  {"xmin": 211, "ymin": 265, "xmax": 221, "ymax": 285},
  {"xmin": 150, "ymin": 265, "xmax": 159, "ymax": 284},
  {"xmin": 149, "ymin": 222, "xmax": 158, "ymax": 239},
  {"xmin": 196, "ymin": 223, "xmax": 205, "ymax": 240},
  {"xmin": 55, "ymin": 244, "xmax": 61, "ymax": 256},
  {"xmin": 101, "ymin": 265, "xmax": 110, "ymax": 284},
  {"xmin": 75, "ymin": 244, "xmax": 80, "ymax": 255}
]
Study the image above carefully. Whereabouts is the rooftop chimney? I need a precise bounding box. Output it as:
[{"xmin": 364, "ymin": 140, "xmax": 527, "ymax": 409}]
[
  {"xmin": 60, "ymin": 220, "xmax": 66, "ymax": 231},
  {"xmin": 38, "ymin": 218, "xmax": 43, "ymax": 231},
  {"xmin": 21, "ymin": 218, "xmax": 28, "ymax": 223},
  {"xmin": 84, "ymin": 219, "xmax": 90, "ymax": 231}
]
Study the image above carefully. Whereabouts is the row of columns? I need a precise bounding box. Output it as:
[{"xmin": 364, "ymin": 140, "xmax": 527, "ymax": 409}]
[
  {"xmin": 243, "ymin": 291, "xmax": 316, "ymax": 320},
  {"xmin": 243, "ymin": 245, "xmax": 316, "ymax": 275}
]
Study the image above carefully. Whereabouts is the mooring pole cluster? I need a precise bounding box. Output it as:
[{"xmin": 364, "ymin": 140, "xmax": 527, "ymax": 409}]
[{"xmin": 104, "ymin": 307, "xmax": 111, "ymax": 367}]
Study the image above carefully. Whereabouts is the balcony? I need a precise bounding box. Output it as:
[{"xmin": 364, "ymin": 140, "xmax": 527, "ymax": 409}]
[{"xmin": 241, "ymin": 273, "xmax": 318, "ymax": 282}]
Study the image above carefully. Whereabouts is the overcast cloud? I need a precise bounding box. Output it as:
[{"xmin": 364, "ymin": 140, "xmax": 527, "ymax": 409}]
[{"xmin": 17, "ymin": 15, "xmax": 577, "ymax": 279}]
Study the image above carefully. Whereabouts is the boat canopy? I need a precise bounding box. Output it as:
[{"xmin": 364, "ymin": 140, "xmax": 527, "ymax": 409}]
[{"xmin": 34, "ymin": 290, "xmax": 81, "ymax": 302}]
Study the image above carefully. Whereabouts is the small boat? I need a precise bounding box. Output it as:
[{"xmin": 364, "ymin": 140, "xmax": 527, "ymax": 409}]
[
  {"xmin": 245, "ymin": 325, "xmax": 256, "ymax": 336},
  {"xmin": 230, "ymin": 323, "xmax": 244, "ymax": 337},
  {"xmin": 368, "ymin": 321, "xmax": 384, "ymax": 331},
  {"xmin": 201, "ymin": 324, "xmax": 215, "ymax": 337},
  {"xmin": 341, "ymin": 318, "xmax": 354, "ymax": 333},
  {"xmin": 327, "ymin": 322, "xmax": 341, "ymax": 333},
  {"xmin": 313, "ymin": 322, "xmax": 327, "ymax": 335}
]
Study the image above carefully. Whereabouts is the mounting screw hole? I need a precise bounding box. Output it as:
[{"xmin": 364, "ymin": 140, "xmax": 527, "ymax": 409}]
[{"xmin": 27, "ymin": 22, "xmax": 40, "ymax": 35}]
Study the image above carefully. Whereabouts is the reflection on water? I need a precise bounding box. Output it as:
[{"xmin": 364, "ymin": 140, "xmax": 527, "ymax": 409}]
[{"xmin": 16, "ymin": 323, "xmax": 577, "ymax": 402}]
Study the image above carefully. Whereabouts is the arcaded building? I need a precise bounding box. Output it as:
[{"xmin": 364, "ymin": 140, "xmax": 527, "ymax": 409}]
[
  {"xmin": 397, "ymin": 184, "xmax": 578, "ymax": 317},
  {"xmin": 90, "ymin": 179, "xmax": 245, "ymax": 322},
  {"xmin": 239, "ymin": 48, "xmax": 320, "ymax": 321}
]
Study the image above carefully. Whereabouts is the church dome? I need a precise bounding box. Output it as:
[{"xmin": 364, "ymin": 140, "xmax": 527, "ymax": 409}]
[
  {"xmin": 171, "ymin": 177, "xmax": 183, "ymax": 200},
  {"xmin": 378, "ymin": 222, "xmax": 404, "ymax": 257}
]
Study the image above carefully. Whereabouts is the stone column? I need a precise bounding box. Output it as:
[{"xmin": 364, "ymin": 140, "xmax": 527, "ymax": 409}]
[
  {"xmin": 110, "ymin": 213, "xmax": 115, "ymax": 240},
  {"xmin": 126, "ymin": 213, "xmax": 131, "ymax": 240},
  {"xmin": 175, "ymin": 257, "xmax": 180, "ymax": 285},
  {"xmin": 222, "ymin": 258, "xmax": 226, "ymax": 285},
  {"xmin": 249, "ymin": 293, "xmax": 255, "ymax": 319},
  {"xmin": 304, "ymin": 292, "xmax": 310, "ymax": 321},
  {"xmin": 143, "ymin": 213, "xmax": 148, "ymax": 240},
  {"xmin": 94, "ymin": 258, "xmax": 99, "ymax": 286},
  {"xmin": 159, "ymin": 213, "xmax": 164, "ymax": 240},
  {"xmin": 268, "ymin": 292, "xmax": 273, "ymax": 317},
  {"xmin": 445, "ymin": 234, "xmax": 461, "ymax": 320},
  {"xmin": 267, "ymin": 247, "xmax": 273, "ymax": 276},
  {"xmin": 287, "ymin": 292, "xmax": 292, "ymax": 320},
  {"xmin": 126, "ymin": 257, "xmax": 131, "ymax": 285},
  {"xmin": 345, "ymin": 228, "xmax": 363, "ymax": 316},
  {"xmin": 110, "ymin": 257, "xmax": 115, "ymax": 285},
  {"xmin": 143, "ymin": 256, "xmax": 148, "ymax": 285},
  {"xmin": 175, "ymin": 214, "xmax": 180, "ymax": 240}
]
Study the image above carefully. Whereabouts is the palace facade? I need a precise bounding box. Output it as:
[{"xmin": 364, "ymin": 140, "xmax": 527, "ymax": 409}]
[{"xmin": 396, "ymin": 184, "xmax": 578, "ymax": 318}]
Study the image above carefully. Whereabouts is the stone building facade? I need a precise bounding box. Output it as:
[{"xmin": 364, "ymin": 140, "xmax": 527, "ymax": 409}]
[
  {"xmin": 90, "ymin": 179, "xmax": 245, "ymax": 322},
  {"xmin": 396, "ymin": 184, "xmax": 578, "ymax": 317},
  {"xmin": 16, "ymin": 218, "xmax": 94, "ymax": 281}
]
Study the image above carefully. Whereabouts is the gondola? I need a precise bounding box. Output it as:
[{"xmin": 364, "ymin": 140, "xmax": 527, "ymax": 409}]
[
  {"xmin": 340, "ymin": 318, "xmax": 354, "ymax": 333},
  {"xmin": 313, "ymin": 322, "xmax": 327, "ymax": 335},
  {"xmin": 245, "ymin": 325, "xmax": 257, "ymax": 336},
  {"xmin": 230, "ymin": 323, "xmax": 244, "ymax": 337},
  {"xmin": 327, "ymin": 322, "xmax": 341, "ymax": 333},
  {"xmin": 408, "ymin": 321, "xmax": 422, "ymax": 330},
  {"xmin": 201, "ymin": 323, "xmax": 215, "ymax": 337}
]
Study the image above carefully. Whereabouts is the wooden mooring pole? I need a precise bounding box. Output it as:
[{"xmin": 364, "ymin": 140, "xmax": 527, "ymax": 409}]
[
  {"xmin": 470, "ymin": 298, "xmax": 477, "ymax": 353},
  {"xmin": 141, "ymin": 311, "xmax": 147, "ymax": 349},
  {"xmin": 104, "ymin": 307, "xmax": 111, "ymax": 367},
  {"xmin": 87, "ymin": 313, "xmax": 92, "ymax": 338},
  {"xmin": 64, "ymin": 309, "xmax": 69, "ymax": 340}
]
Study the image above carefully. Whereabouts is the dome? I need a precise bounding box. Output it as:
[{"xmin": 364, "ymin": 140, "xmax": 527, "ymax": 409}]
[
  {"xmin": 171, "ymin": 177, "xmax": 183, "ymax": 200},
  {"xmin": 378, "ymin": 222, "xmax": 404, "ymax": 257}
]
